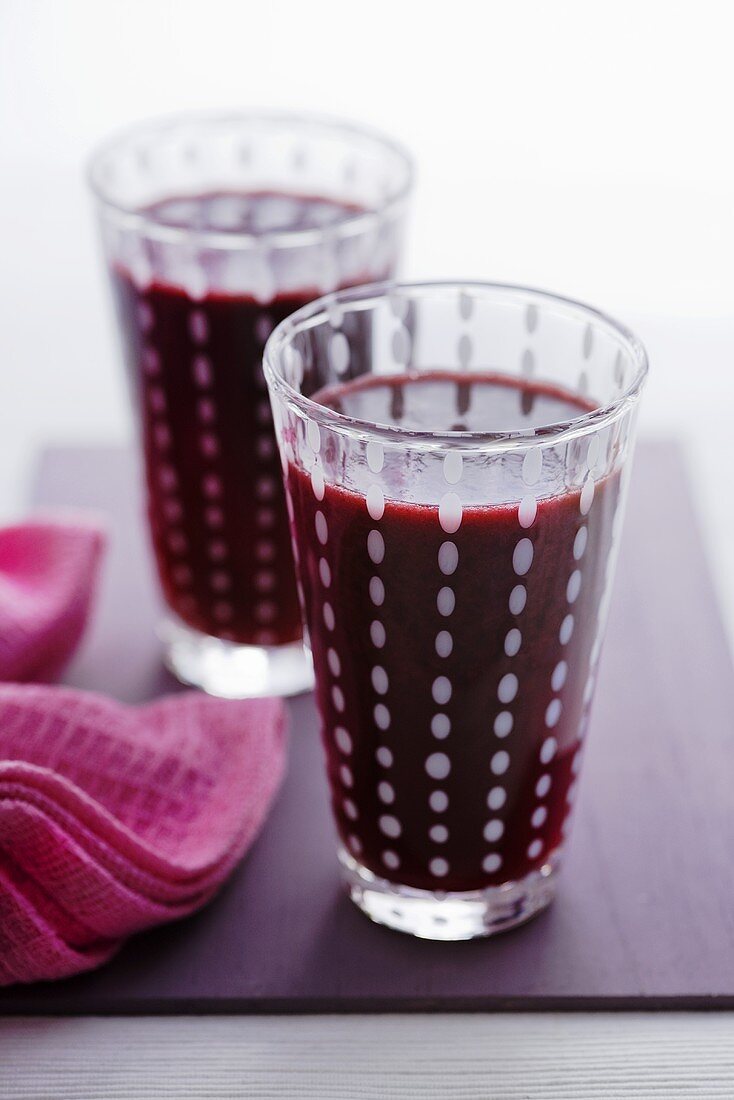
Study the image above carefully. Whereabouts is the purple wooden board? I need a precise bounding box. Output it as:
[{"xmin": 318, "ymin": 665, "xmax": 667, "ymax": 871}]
[{"xmin": 3, "ymin": 439, "xmax": 734, "ymax": 1013}]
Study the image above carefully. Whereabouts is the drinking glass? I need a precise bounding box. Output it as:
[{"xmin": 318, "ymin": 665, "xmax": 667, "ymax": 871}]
[
  {"xmin": 88, "ymin": 112, "xmax": 413, "ymax": 697},
  {"xmin": 264, "ymin": 281, "xmax": 647, "ymax": 939}
]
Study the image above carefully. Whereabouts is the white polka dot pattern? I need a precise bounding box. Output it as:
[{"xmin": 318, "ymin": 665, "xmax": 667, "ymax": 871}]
[
  {"xmin": 439, "ymin": 492, "xmax": 462, "ymax": 534},
  {"xmin": 494, "ymin": 711, "xmax": 513, "ymax": 737},
  {"xmin": 524, "ymin": 465, "xmax": 593, "ymax": 864},
  {"xmin": 536, "ymin": 774, "xmax": 551, "ymax": 798},
  {"xmin": 371, "ymin": 666, "xmax": 389, "ymax": 695},
  {"xmin": 580, "ymin": 476, "xmax": 595, "ymax": 516},
  {"xmin": 484, "ymin": 818, "xmax": 504, "ymax": 842},
  {"xmin": 379, "ymin": 815, "xmax": 402, "ymax": 838},
  {"xmin": 142, "ymin": 276, "xmax": 318, "ymax": 646},
  {"xmin": 367, "ymin": 530, "xmax": 385, "ymax": 564},
  {"xmin": 437, "ymin": 587, "xmax": 455, "ymax": 616},
  {"xmin": 425, "ymin": 752, "xmax": 451, "ymax": 780},
  {"xmin": 367, "ymin": 485, "xmax": 385, "ymax": 521},
  {"xmin": 491, "ymin": 751, "xmax": 510, "ymax": 775},
  {"xmin": 335, "ymin": 726, "xmax": 352, "ymax": 754},
  {"xmin": 366, "ymin": 441, "xmax": 384, "ymax": 474},
  {"xmin": 497, "ymin": 673, "xmax": 518, "ymax": 704},
  {"xmin": 438, "ymin": 541, "xmax": 458, "ymax": 576},
  {"xmin": 427, "ymin": 487, "xmax": 462, "ymax": 879},
  {"xmin": 518, "ymin": 494, "xmax": 538, "ymax": 529},
  {"xmin": 431, "ymin": 713, "xmax": 451, "ymax": 738},
  {"xmin": 522, "ymin": 447, "xmax": 542, "ymax": 486},
  {"xmin": 361, "ymin": 435, "xmax": 396, "ymax": 860},
  {"xmin": 378, "ymin": 781, "xmax": 395, "ymax": 804},
  {"xmin": 443, "ymin": 452, "xmax": 463, "ymax": 485},
  {"xmin": 430, "ymin": 790, "xmax": 449, "ymax": 812},
  {"xmin": 432, "ymin": 677, "xmax": 452, "ymax": 705},
  {"xmin": 369, "ymin": 575, "xmax": 384, "ymax": 606},
  {"xmin": 513, "ymin": 538, "xmax": 534, "ymax": 576},
  {"xmin": 509, "ymin": 584, "xmax": 527, "ymax": 615},
  {"xmin": 541, "ymin": 733, "xmax": 557, "ymax": 762},
  {"xmin": 279, "ymin": 325, "xmax": 630, "ymax": 898},
  {"xmin": 487, "ymin": 786, "xmax": 506, "ymax": 811},
  {"xmin": 374, "ymin": 704, "xmax": 390, "ymax": 731},
  {"xmin": 527, "ymin": 838, "xmax": 543, "ymax": 860}
]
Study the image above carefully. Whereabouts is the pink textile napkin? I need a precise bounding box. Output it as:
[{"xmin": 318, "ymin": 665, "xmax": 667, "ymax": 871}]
[
  {"xmin": 0, "ymin": 685, "xmax": 287, "ymax": 985},
  {"xmin": 0, "ymin": 519, "xmax": 104, "ymax": 683}
]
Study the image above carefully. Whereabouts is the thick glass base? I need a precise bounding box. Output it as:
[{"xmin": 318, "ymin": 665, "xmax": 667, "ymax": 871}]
[
  {"xmin": 339, "ymin": 847, "xmax": 558, "ymax": 941},
  {"xmin": 160, "ymin": 615, "xmax": 314, "ymax": 698}
]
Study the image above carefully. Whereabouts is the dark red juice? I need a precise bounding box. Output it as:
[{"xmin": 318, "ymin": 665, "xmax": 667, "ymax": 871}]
[
  {"xmin": 287, "ymin": 373, "xmax": 619, "ymax": 892},
  {"xmin": 111, "ymin": 191, "xmax": 370, "ymax": 645}
]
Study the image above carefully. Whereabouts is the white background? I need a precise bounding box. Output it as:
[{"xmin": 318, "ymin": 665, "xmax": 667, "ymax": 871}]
[{"xmin": 2, "ymin": 0, "xmax": 733, "ymax": 633}]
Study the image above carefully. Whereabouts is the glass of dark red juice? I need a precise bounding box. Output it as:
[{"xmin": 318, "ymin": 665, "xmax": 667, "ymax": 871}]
[
  {"xmin": 88, "ymin": 113, "xmax": 413, "ymax": 697},
  {"xmin": 264, "ymin": 281, "xmax": 647, "ymax": 939}
]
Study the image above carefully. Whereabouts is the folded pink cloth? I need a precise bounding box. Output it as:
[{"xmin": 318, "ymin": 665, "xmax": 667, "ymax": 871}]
[
  {"xmin": 0, "ymin": 854, "xmax": 118, "ymax": 985},
  {"xmin": 0, "ymin": 519, "xmax": 104, "ymax": 682},
  {"xmin": 0, "ymin": 685, "xmax": 287, "ymax": 986}
]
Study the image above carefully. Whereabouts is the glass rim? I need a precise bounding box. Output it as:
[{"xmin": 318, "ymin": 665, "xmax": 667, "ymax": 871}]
[
  {"xmin": 86, "ymin": 109, "xmax": 414, "ymax": 252},
  {"xmin": 264, "ymin": 279, "xmax": 649, "ymax": 450}
]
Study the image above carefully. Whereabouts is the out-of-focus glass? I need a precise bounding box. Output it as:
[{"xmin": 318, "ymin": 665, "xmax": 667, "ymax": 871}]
[{"xmin": 89, "ymin": 112, "xmax": 413, "ymax": 697}]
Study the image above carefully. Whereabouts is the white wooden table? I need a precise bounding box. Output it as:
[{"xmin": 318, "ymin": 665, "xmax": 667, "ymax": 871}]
[{"xmin": 4, "ymin": 1013, "xmax": 734, "ymax": 1098}]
